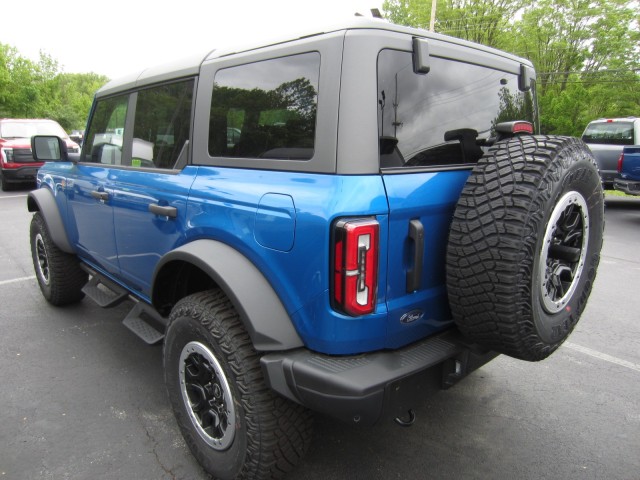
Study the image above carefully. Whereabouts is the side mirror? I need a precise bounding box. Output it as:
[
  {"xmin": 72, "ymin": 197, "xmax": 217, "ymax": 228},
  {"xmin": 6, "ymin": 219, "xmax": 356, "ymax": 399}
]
[{"xmin": 31, "ymin": 135, "xmax": 68, "ymax": 162}]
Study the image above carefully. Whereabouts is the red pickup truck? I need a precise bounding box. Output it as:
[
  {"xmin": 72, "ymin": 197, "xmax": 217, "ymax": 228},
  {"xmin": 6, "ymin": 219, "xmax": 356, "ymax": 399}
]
[{"xmin": 0, "ymin": 118, "xmax": 80, "ymax": 190}]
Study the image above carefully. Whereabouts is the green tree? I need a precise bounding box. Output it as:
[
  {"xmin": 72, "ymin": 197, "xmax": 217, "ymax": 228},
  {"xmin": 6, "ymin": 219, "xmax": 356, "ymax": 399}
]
[
  {"xmin": 382, "ymin": 0, "xmax": 640, "ymax": 136},
  {"xmin": 0, "ymin": 42, "xmax": 108, "ymax": 130}
]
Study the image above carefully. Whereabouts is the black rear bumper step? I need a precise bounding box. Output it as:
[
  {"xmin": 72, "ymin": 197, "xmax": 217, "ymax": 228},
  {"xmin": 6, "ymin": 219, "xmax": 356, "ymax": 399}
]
[{"xmin": 261, "ymin": 330, "xmax": 497, "ymax": 425}]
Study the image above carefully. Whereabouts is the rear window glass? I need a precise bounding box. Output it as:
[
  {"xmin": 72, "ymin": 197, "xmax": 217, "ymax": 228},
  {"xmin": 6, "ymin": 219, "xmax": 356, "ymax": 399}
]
[
  {"xmin": 209, "ymin": 52, "xmax": 320, "ymax": 160},
  {"xmin": 377, "ymin": 50, "xmax": 536, "ymax": 168},
  {"xmin": 581, "ymin": 122, "xmax": 635, "ymax": 146}
]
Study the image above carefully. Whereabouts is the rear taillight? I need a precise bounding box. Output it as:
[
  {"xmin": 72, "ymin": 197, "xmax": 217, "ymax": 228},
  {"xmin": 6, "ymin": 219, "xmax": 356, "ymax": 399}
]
[
  {"xmin": 617, "ymin": 152, "xmax": 624, "ymax": 173},
  {"xmin": 333, "ymin": 218, "xmax": 379, "ymax": 316}
]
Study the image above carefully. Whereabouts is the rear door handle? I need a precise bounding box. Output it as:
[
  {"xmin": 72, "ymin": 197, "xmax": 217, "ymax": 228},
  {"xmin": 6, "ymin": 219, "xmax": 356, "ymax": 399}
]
[
  {"xmin": 90, "ymin": 191, "xmax": 109, "ymax": 201},
  {"xmin": 149, "ymin": 203, "xmax": 177, "ymax": 218},
  {"xmin": 406, "ymin": 219, "xmax": 424, "ymax": 293}
]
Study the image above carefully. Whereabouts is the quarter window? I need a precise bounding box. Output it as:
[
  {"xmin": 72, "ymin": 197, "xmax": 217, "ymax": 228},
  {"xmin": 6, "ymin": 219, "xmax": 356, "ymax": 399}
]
[{"xmin": 209, "ymin": 53, "xmax": 320, "ymax": 160}]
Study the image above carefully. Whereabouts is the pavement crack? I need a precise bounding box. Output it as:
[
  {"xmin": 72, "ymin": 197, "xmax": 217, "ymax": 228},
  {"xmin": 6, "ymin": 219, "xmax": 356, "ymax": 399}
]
[{"xmin": 138, "ymin": 410, "xmax": 177, "ymax": 480}]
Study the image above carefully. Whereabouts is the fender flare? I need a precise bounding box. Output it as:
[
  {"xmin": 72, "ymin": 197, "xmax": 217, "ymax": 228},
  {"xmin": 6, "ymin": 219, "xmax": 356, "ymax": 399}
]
[
  {"xmin": 27, "ymin": 189, "xmax": 74, "ymax": 254},
  {"xmin": 152, "ymin": 239, "xmax": 304, "ymax": 351}
]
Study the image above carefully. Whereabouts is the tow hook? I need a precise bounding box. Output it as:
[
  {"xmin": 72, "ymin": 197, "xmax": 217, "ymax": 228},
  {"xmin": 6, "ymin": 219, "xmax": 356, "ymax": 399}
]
[{"xmin": 394, "ymin": 409, "xmax": 416, "ymax": 427}]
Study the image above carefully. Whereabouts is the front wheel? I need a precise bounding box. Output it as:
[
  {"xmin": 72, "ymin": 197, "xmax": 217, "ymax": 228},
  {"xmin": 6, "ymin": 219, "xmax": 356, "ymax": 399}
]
[
  {"xmin": 447, "ymin": 135, "xmax": 604, "ymax": 361},
  {"xmin": 30, "ymin": 212, "xmax": 87, "ymax": 305},
  {"xmin": 163, "ymin": 290, "xmax": 313, "ymax": 480}
]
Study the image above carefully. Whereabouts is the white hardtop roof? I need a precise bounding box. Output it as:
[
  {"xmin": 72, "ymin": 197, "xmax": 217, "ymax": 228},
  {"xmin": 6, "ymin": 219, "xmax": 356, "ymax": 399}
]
[{"xmin": 97, "ymin": 18, "xmax": 533, "ymax": 97}]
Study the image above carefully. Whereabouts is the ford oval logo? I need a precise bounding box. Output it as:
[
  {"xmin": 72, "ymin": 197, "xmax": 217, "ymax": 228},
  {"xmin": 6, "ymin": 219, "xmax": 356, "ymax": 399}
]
[{"xmin": 400, "ymin": 310, "xmax": 424, "ymax": 324}]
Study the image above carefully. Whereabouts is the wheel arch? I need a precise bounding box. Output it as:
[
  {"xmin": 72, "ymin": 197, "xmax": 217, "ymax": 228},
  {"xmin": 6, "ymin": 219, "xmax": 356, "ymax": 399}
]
[
  {"xmin": 152, "ymin": 239, "xmax": 304, "ymax": 351},
  {"xmin": 27, "ymin": 189, "xmax": 74, "ymax": 254}
]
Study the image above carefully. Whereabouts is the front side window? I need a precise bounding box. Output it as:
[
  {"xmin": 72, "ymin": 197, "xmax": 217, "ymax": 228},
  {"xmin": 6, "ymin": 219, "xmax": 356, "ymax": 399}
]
[
  {"xmin": 377, "ymin": 50, "xmax": 536, "ymax": 168},
  {"xmin": 82, "ymin": 95, "xmax": 128, "ymax": 165},
  {"xmin": 209, "ymin": 52, "xmax": 320, "ymax": 160}
]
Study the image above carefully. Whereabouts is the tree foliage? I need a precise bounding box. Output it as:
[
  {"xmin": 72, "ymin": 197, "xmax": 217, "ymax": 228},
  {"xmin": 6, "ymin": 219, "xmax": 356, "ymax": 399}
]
[
  {"xmin": 383, "ymin": 0, "xmax": 640, "ymax": 135},
  {"xmin": 0, "ymin": 43, "xmax": 109, "ymax": 131}
]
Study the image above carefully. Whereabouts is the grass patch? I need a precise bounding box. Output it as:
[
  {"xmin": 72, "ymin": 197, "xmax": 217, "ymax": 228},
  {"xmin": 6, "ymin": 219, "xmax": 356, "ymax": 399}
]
[{"xmin": 604, "ymin": 190, "xmax": 633, "ymax": 197}]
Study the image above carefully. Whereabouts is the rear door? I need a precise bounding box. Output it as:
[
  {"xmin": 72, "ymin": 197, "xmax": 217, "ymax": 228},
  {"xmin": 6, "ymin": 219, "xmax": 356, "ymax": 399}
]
[
  {"xmin": 376, "ymin": 46, "xmax": 536, "ymax": 348},
  {"xmin": 110, "ymin": 79, "xmax": 197, "ymax": 298}
]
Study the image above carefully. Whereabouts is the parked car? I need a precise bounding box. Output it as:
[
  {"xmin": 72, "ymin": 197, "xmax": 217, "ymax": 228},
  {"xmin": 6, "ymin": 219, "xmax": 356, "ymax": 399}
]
[
  {"xmin": 581, "ymin": 117, "xmax": 640, "ymax": 189},
  {"xmin": 27, "ymin": 18, "xmax": 604, "ymax": 480},
  {"xmin": 614, "ymin": 145, "xmax": 640, "ymax": 195},
  {"xmin": 0, "ymin": 119, "xmax": 80, "ymax": 190},
  {"xmin": 69, "ymin": 129, "xmax": 84, "ymax": 145}
]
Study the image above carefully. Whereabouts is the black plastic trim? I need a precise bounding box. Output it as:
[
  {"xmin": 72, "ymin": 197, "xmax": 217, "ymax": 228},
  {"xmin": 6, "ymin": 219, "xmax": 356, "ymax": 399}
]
[{"xmin": 261, "ymin": 329, "xmax": 497, "ymax": 425}]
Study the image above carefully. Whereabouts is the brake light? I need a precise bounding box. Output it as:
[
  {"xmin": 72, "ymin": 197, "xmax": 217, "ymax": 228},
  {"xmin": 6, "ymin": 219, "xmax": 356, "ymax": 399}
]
[
  {"xmin": 333, "ymin": 218, "xmax": 379, "ymax": 316},
  {"xmin": 618, "ymin": 152, "xmax": 624, "ymax": 173},
  {"xmin": 512, "ymin": 121, "xmax": 534, "ymax": 134}
]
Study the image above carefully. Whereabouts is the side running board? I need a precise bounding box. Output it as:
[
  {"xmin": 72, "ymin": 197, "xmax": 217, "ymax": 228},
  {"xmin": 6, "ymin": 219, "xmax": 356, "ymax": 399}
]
[
  {"xmin": 80, "ymin": 266, "xmax": 167, "ymax": 345},
  {"xmin": 123, "ymin": 302, "xmax": 166, "ymax": 345}
]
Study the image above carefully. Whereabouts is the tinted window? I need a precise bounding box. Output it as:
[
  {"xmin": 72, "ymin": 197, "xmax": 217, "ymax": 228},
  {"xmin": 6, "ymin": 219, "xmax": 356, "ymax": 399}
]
[
  {"xmin": 133, "ymin": 79, "xmax": 194, "ymax": 169},
  {"xmin": 582, "ymin": 122, "xmax": 634, "ymax": 146},
  {"xmin": 82, "ymin": 95, "xmax": 128, "ymax": 164},
  {"xmin": 377, "ymin": 50, "xmax": 535, "ymax": 168},
  {"xmin": 209, "ymin": 53, "xmax": 320, "ymax": 160}
]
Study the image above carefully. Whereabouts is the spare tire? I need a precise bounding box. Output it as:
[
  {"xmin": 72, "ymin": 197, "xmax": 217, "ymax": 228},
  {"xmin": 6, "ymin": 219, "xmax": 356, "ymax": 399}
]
[{"xmin": 446, "ymin": 135, "xmax": 604, "ymax": 361}]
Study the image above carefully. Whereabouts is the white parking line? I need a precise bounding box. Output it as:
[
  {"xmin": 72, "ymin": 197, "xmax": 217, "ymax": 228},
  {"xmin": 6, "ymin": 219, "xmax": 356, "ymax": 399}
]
[
  {"xmin": 0, "ymin": 194, "xmax": 28, "ymax": 199},
  {"xmin": 564, "ymin": 341, "xmax": 640, "ymax": 373},
  {"xmin": 0, "ymin": 275, "xmax": 36, "ymax": 286}
]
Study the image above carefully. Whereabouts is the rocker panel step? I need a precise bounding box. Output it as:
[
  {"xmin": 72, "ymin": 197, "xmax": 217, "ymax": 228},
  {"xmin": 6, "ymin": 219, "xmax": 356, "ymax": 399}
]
[
  {"xmin": 123, "ymin": 302, "xmax": 165, "ymax": 345},
  {"xmin": 81, "ymin": 275, "xmax": 128, "ymax": 308}
]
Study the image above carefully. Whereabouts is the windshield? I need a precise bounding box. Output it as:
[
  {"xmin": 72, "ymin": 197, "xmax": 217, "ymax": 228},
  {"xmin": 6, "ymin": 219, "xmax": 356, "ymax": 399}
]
[
  {"xmin": 582, "ymin": 122, "xmax": 634, "ymax": 146},
  {"xmin": 0, "ymin": 120, "xmax": 68, "ymax": 139}
]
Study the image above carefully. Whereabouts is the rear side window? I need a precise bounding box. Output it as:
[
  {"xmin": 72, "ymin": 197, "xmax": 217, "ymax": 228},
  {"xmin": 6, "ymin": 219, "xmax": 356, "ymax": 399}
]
[
  {"xmin": 581, "ymin": 122, "xmax": 635, "ymax": 146},
  {"xmin": 377, "ymin": 50, "xmax": 536, "ymax": 168},
  {"xmin": 133, "ymin": 80, "xmax": 194, "ymax": 169},
  {"xmin": 209, "ymin": 52, "xmax": 320, "ymax": 160}
]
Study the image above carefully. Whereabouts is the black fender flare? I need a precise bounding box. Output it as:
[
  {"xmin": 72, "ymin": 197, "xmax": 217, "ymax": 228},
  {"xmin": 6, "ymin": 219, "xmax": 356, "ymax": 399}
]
[
  {"xmin": 27, "ymin": 189, "xmax": 74, "ymax": 254},
  {"xmin": 152, "ymin": 239, "xmax": 304, "ymax": 351}
]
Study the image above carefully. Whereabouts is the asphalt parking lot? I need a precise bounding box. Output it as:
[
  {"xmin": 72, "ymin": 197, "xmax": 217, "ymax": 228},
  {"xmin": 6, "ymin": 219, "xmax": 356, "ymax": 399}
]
[{"xmin": 1, "ymin": 187, "xmax": 639, "ymax": 480}]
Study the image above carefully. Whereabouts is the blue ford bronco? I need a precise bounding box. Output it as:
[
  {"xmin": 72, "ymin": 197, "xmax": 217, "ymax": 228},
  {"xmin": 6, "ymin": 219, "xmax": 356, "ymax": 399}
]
[{"xmin": 28, "ymin": 18, "xmax": 604, "ymax": 480}]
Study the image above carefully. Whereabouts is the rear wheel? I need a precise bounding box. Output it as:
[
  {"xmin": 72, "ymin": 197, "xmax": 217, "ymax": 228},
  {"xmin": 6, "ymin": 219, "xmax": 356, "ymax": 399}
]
[
  {"xmin": 164, "ymin": 290, "xmax": 313, "ymax": 480},
  {"xmin": 30, "ymin": 212, "xmax": 87, "ymax": 305},
  {"xmin": 447, "ymin": 135, "xmax": 604, "ymax": 361}
]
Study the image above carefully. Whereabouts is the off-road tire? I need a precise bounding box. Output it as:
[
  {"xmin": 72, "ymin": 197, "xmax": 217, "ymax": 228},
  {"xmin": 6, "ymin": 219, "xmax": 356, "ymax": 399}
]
[
  {"xmin": 164, "ymin": 290, "xmax": 313, "ymax": 480},
  {"xmin": 447, "ymin": 135, "xmax": 604, "ymax": 361},
  {"xmin": 30, "ymin": 212, "xmax": 87, "ymax": 305},
  {"xmin": 1, "ymin": 173, "xmax": 12, "ymax": 191}
]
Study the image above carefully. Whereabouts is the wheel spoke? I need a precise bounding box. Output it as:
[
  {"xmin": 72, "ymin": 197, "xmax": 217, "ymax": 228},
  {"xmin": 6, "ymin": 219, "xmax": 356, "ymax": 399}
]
[
  {"xmin": 539, "ymin": 191, "xmax": 589, "ymax": 314},
  {"xmin": 179, "ymin": 342, "xmax": 236, "ymax": 450}
]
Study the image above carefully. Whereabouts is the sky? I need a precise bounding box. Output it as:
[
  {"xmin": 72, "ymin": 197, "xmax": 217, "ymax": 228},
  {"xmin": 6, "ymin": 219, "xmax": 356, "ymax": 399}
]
[{"xmin": 2, "ymin": 0, "xmax": 384, "ymax": 80}]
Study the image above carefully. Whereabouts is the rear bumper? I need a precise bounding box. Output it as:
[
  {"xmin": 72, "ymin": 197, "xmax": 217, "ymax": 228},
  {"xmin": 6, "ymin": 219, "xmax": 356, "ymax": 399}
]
[
  {"xmin": 600, "ymin": 169, "xmax": 620, "ymax": 188},
  {"xmin": 261, "ymin": 330, "xmax": 497, "ymax": 425},
  {"xmin": 614, "ymin": 178, "xmax": 640, "ymax": 196}
]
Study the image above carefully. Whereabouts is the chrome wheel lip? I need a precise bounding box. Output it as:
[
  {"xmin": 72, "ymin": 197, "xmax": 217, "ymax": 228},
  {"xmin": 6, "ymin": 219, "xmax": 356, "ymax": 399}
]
[
  {"xmin": 539, "ymin": 191, "xmax": 589, "ymax": 314},
  {"xmin": 34, "ymin": 233, "xmax": 50, "ymax": 286},
  {"xmin": 179, "ymin": 341, "xmax": 236, "ymax": 450}
]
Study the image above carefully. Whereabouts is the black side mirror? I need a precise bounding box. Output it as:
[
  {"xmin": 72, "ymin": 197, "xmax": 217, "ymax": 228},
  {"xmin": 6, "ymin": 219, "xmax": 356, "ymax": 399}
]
[{"xmin": 31, "ymin": 135, "xmax": 68, "ymax": 162}]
